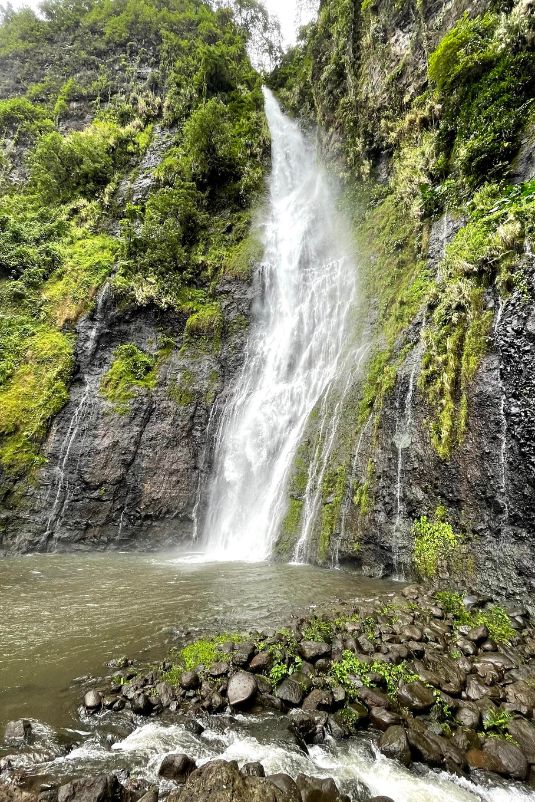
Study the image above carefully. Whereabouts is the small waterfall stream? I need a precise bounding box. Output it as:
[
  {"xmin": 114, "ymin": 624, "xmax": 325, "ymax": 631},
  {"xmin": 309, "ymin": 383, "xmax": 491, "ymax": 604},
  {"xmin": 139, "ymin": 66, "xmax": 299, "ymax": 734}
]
[
  {"xmin": 202, "ymin": 89, "xmax": 359, "ymax": 561},
  {"xmin": 43, "ymin": 284, "xmax": 109, "ymax": 542},
  {"xmin": 494, "ymin": 297, "xmax": 509, "ymax": 523},
  {"xmin": 391, "ymin": 349, "xmax": 420, "ymax": 574}
]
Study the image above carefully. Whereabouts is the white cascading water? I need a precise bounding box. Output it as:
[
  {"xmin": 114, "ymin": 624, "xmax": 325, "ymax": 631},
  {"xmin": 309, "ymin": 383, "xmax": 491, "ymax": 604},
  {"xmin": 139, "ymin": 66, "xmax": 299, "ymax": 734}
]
[{"xmin": 202, "ymin": 88, "xmax": 358, "ymax": 561}]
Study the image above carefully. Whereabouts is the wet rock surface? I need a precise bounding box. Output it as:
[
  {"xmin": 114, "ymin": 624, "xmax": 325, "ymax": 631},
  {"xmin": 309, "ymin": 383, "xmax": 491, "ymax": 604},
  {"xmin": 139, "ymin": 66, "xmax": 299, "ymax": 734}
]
[
  {"xmin": 3, "ymin": 585, "xmax": 535, "ymax": 800},
  {"xmin": 30, "ymin": 585, "xmax": 524, "ymax": 792},
  {"xmin": 0, "ymin": 274, "xmax": 253, "ymax": 554}
]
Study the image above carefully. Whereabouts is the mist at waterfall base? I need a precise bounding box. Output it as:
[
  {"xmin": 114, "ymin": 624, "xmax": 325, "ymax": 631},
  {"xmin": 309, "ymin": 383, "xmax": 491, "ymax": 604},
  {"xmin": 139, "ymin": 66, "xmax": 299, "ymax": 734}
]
[{"xmin": 196, "ymin": 88, "xmax": 362, "ymax": 563}]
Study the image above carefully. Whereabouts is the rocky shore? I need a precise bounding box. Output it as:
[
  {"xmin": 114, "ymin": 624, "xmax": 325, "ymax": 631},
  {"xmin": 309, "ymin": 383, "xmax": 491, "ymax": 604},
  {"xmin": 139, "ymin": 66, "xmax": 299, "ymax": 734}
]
[{"xmin": 3, "ymin": 584, "xmax": 535, "ymax": 801}]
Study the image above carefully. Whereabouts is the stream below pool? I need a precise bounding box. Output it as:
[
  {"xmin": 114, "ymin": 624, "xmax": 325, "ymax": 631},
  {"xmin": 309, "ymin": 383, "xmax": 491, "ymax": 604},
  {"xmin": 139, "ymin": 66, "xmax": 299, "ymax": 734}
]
[{"xmin": 1, "ymin": 553, "xmax": 533, "ymax": 802}]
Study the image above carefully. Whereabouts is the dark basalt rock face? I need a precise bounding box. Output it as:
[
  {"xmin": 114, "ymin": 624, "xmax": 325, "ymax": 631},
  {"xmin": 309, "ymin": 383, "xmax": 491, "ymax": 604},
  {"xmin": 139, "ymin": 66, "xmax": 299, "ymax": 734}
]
[
  {"xmin": 0, "ymin": 274, "xmax": 252, "ymax": 553},
  {"xmin": 339, "ymin": 251, "xmax": 535, "ymax": 602}
]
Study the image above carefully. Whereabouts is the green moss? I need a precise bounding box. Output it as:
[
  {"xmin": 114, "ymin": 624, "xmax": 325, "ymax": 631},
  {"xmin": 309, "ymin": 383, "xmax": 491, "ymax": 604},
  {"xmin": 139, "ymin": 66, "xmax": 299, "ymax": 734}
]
[
  {"xmin": 353, "ymin": 458, "xmax": 374, "ymax": 516},
  {"xmin": 43, "ymin": 233, "xmax": 118, "ymax": 326},
  {"xmin": 428, "ymin": 13, "xmax": 498, "ymax": 93},
  {"xmin": 169, "ymin": 369, "xmax": 196, "ymax": 406},
  {"xmin": 162, "ymin": 633, "xmax": 247, "ymax": 680},
  {"xmin": 429, "ymin": 12, "xmax": 535, "ymax": 191},
  {"xmin": 319, "ymin": 464, "xmax": 347, "ymax": 562},
  {"xmin": 275, "ymin": 498, "xmax": 304, "ymax": 559},
  {"xmin": 412, "ymin": 508, "xmax": 463, "ymax": 579},
  {"xmin": 184, "ymin": 302, "xmax": 223, "ymax": 341},
  {"xmin": 100, "ymin": 343, "xmax": 158, "ymax": 414},
  {"xmin": 419, "ymin": 180, "xmax": 535, "ymax": 458},
  {"xmin": 222, "ymin": 230, "xmax": 263, "ymax": 279},
  {"xmin": 0, "ymin": 328, "xmax": 73, "ymax": 472}
]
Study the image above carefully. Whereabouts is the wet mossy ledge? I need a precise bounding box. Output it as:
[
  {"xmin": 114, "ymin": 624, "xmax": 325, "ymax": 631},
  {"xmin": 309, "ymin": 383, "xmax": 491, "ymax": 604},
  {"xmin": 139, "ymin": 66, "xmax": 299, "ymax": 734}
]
[{"xmin": 40, "ymin": 584, "xmax": 535, "ymax": 792}]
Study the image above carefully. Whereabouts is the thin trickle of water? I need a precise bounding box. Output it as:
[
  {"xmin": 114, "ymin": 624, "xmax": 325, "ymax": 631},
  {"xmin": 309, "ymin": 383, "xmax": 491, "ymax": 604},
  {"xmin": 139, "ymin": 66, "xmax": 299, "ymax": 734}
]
[
  {"xmin": 494, "ymin": 296, "xmax": 509, "ymax": 523},
  {"xmin": 294, "ymin": 345, "xmax": 369, "ymax": 564},
  {"xmin": 43, "ymin": 288, "xmax": 108, "ymax": 542},
  {"xmin": 392, "ymin": 350, "xmax": 419, "ymax": 573},
  {"xmin": 202, "ymin": 88, "xmax": 360, "ymax": 561},
  {"xmin": 335, "ymin": 411, "xmax": 374, "ymax": 566},
  {"xmin": 44, "ymin": 379, "xmax": 95, "ymax": 541}
]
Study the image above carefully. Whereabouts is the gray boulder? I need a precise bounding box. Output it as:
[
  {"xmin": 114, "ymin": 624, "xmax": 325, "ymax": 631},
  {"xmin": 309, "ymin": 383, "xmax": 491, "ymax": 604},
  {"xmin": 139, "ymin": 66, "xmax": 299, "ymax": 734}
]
[
  {"xmin": 57, "ymin": 775, "xmax": 124, "ymax": 802},
  {"xmin": 174, "ymin": 760, "xmax": 298, "ymax": 801},
  {"xmin": 275, "ymin": 678, "xmax": 304, "ymax": 706},
  {"xmin": 378, "ymin": 725, "xmax": 411, "ymax": 767},
  {"xmin": 227, "ymin": 671, "xmax": 257, "ymax": 706},
  {"xmin": 4, "ymin": 720, "xmax": 32, "ymax": 745},
  {"xmin": 158, "ymin": 753, "xmax": 196, "ymax": 782}
]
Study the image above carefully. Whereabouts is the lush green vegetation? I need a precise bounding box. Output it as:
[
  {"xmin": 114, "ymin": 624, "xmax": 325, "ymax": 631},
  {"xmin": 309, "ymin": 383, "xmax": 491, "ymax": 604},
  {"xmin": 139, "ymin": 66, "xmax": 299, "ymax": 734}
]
[
  {"xmin": 100, "ymin": 344, "xmax": 158, "ymax": 414},
  {"xmin": 0, "ymin": 0, "xmax": 269, "ymax": 486},
  {"xmin": 330, "ymin": 651, "xmax": 417, "ymax": 697},
  {"xmin": 162, "ymin": 633, "xmax": 247, "ymax": 680},
  {"xmin": 435, "ymin": 591, "xmax": 516, "ymax": 643},
  {"xmin": 412, "ymin": 507, "xmax": 463, "ymax": 579}
]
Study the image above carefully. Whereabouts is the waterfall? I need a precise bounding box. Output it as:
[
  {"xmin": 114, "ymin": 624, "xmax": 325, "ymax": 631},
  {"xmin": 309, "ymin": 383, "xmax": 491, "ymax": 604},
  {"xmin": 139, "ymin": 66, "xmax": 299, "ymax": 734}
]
[
  {"xmin": 202, "ymin": 88, "xmax": 359, "ymax": 561},
  {"xmin": 391, "ymin": 351, "xmax": 419, "ymax": 573}
]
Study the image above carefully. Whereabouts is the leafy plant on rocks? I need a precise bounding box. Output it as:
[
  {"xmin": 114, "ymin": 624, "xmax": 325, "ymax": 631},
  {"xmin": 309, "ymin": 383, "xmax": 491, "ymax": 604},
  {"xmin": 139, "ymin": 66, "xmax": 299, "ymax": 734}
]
[
  {"xmin": 302, "ymin": 617, "xmax": 333, "ymax": 642},
  {"xmin": 412, "ymin": 508, "xmax": 463, "ymax": 579},
  {"xmin": 435, "ymin": 591, "xmax": 516, "ymax": 644},
  {"xmin": 483, "ymin": 707, "xmax": 512, "ymax": 736},
  {"xmin": 330, "ymin": 651, "xmax": 417, "ymax": 697}
]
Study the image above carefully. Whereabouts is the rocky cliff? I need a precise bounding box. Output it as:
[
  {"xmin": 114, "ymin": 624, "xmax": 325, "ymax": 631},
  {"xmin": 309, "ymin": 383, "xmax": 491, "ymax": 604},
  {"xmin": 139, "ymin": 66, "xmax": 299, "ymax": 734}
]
[
  {"xmin": 1, "ymin": 0, "xmax": 534, "ymax": 602},
  {"xmin": 0, "ymin": 0, "xmax": 266, "ymax": 551},
  {"xmin": 270, "ymin": 0, "xmax": 535, "ymax": 600}
]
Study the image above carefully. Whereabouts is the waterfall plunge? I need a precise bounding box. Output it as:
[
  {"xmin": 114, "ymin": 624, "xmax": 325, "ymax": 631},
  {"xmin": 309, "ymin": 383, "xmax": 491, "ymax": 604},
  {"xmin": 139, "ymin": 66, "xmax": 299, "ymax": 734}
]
[{"xmin": 202, "ymin": 88, "xmax": 359, "ymax": 562}]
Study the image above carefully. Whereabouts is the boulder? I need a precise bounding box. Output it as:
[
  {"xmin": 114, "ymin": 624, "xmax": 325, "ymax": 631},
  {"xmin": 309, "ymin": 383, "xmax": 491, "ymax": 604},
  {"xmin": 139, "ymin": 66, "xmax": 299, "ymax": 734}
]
[
  {"xmin": 208, "ymin": 662, "xmax": 229, "ymax": 678},
  {"xmin": 233, "ymin": 642, "xmax": 255, "ymax": 665},
  {"xmin": 227, "ymin": 671, "xmax": 257, "ymax": 706},
  {"xmin": 467, "ymin": 625, "xmax": 488, "ymax": 643},
  {"xmin": 83, "ymin": 691, "xmax": 102, "ymax": 711},
  {"xmin": 298, "ymin": 642, "xmax": 331, "ymax": 662},
  {"xmin": 288, "ymin": 708, "xmax": 320, "ymax": 744},
  {"xmin": 131, "ymin": 692, "xmax": 152, "ymax": 715},
  {"xmin": 407, "ymin": 720, "xmax": 444, "ymax": 766},
  {"xmin": 401, "ymin": 625, "xmax": 422, "ymax": 642},
  {"xmin": 505, "ymin": 681, "xmax": 535, "ymax": 714},
  {"xmin": 57, "ymin": 775, "xmax": 124, "ymax": 802},
  {"xmin": 4, "ymin": 720, "xmax": 32, "ymax": 745},
  {"xmin": 369, "ymin": 707, "xmax": 401, "ymax": 731},
  {"xmin": 455, "ymin": 703, "xmax": 480, "ymax": 730},
  {"xmin": 508, "ymin": 718, "xmax": 535, "ymax": 763},
  {"xmin": 483, "ymin": 738, "xmax": 528, "ymax": 780},
  {"xmin": 155, "ymin": 681, "xmax": 174, "ymax": 708},
  {"xmin": 302, "ymin": 689, "xmax": 333, "ymax": 712},
  {"xmin": 295, "ymin": 773, "xmax": 343, "ymax": 802},
  {"xmin": 266, "ymin": 774, "xmax": 301, "ymax": 802},
  {"xmin": 175, "ymin": 760, "xmax": 295, "ymax": 802},
  {"xmin": 358, "ymin": 687, "xmax": 389, "ymax": 709},
  {"xmin": 249, "ymin": 652, "xmax": 272, "ymax": 672},
  {"xmin": 397, "ymin": 681, "xmax": 435, "ymax": 712},
  {"xmin": 158, "ymin": 753, "xmax": 196, "ymax": 782},
  {"xmin": 180, "ymin": 671, "xmax": 200, "ymax": 690},
  {"xmin": 275, "ymin": 678, "xmax": 304, "ymax": 706},
  {"xmin": 378, "ymin": 726, "xmax": 411, "ymax": 767}
]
